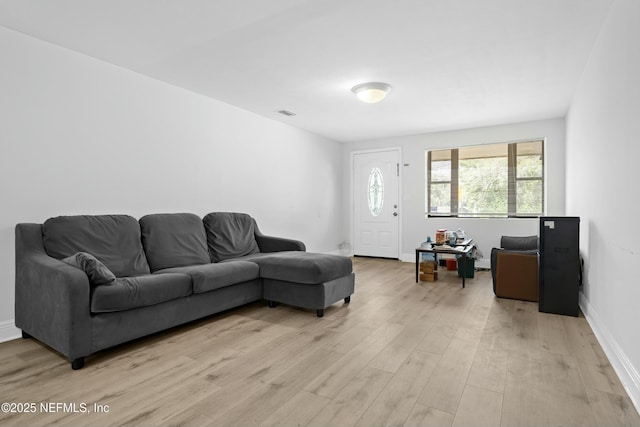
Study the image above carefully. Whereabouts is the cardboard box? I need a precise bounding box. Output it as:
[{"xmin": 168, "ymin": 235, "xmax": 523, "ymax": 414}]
[
  {"xmin": 419, "ymin": 261, "xmax": 436, "ymax": 273},
  {"xmin": 419, "ymin": 272, "xmax": 438, "ymax": 282}
]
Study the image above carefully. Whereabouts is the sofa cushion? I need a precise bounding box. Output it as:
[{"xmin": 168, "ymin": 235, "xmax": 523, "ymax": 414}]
[
  {"xmin": 252, "ymin": 252, "xmax": 353, "ymax": 284},
  {"xmin": 43, "ymin": 215, "xmax": 150, "ymax": 277},
  {"xmin": 140, "ymin": 213, "xmax": 211, "ymax": 272},
  {"xmin": 203, "ymin": 212, "xmax": 260, "ymax": 262},
  {"xmin": 156, "ymin": 261, "xmax": 260, "ymax": 294},
  {"xmin": 219, "ymin": 253, "xmax": 276, "ymax": 263},
  {"xmin": 91, "ymin": 273, "xmax": 192, "ymax": 313},
  {"xmin": 62, "ymin": 252, "xmax": 116, "ymax": 286}
]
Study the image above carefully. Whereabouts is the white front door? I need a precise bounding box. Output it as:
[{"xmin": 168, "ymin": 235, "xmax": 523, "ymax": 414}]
[{"xmin": 353, "ymin": 149, "xmax": 400, "ymax": 259}]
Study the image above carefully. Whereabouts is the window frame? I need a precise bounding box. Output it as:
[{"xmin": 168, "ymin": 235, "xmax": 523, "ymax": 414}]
[{"xmin": 426, "ymin": 139, "xmax": 544, "ymax": 218}]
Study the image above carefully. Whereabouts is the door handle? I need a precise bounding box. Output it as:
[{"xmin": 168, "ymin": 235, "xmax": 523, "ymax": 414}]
[{"xmin": 393, "ymin": 212, "xmax": 398, "ymax": 216}]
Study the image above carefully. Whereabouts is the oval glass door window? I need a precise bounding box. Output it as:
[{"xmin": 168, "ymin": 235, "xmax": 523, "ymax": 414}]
[{"xmin": 368, "ymin": 167, "xmax": 384, "ymax": 216}]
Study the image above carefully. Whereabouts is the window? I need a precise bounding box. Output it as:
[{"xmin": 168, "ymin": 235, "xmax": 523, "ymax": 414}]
[
  {"xmin": 367, "ymin": 167, "xmax": 384, "ymax": 216},
  {"xmin": 426, "ymin": 140, "xmax": 544, "ymax": 218}
]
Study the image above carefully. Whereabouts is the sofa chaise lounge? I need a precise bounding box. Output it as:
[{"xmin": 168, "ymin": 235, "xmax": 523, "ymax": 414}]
[{"xmin": 15, "ymin": 212, "xmax": 354, "ymax": 369}]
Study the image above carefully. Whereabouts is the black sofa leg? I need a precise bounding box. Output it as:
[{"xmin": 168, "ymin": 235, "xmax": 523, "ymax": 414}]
[
  {"xmin": 267, "ymin": 300, "xmax": 277, "ymax": 308},
  {"xmin": 344, "ymin": 296, "xmax": 351, "ymax": 304},
  {"xmin": 316, "ymin": 309, "xmax": 324, "ymax": 318},
  {"xmin": 21, "ymin": 331, "xmax": 31, "ymax": 339},
  {"xmin": 71, "ymin": 357, "xmax": 85, "ymax": 370}
]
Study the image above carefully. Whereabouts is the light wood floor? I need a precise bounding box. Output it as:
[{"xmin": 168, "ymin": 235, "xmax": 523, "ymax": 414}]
[{"xmin": 1, "ymin": 257, "xmax": 639, "ymax": 427}]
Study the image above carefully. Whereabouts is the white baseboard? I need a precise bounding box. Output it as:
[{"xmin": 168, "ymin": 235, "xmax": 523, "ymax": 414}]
[
  {"xmin": 401, "ymin": 253, "xmax": 414, "ymax": 263},
  {"xmin": 0, "ymin": 319, "xmax": 20, "ymax": 343},
  {"xmin": 323, "ymin": 249, "xmax": 352, "ymax": 257},
  {"xmin": 580, "ymin": 293, "xmax": 640, "ymax": 414}
]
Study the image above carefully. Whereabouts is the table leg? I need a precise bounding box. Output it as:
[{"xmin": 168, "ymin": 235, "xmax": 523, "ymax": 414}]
[
  {"xmin": 434, "ymin": 253, "xmax": 438, "ymax": 273},
  {"xmin": 415, "ymin": 251, "xmax": 419, "ymax": 283},
  {"xmin": 462, "ymin": 255, "xmax": 466, "ymax": 288}
]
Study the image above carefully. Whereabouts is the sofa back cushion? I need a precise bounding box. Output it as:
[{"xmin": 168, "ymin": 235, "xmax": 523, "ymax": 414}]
[
  {"xmin": 203, "ymin": 212, "xmax": 260, "ymax": 262},
  {"xmin": 43, "ymin": 215, "xmax": 150, "ymax": 277},
  {"xmin": 139, "ymin": 213, "xmax": 211, "ymax": 271}
]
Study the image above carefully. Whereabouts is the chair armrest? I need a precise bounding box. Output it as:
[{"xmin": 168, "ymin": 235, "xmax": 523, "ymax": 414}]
[
  {"xmin": 494, "ymin": 251, "xmax": 539, "ymax": 302},
  {"xmin": 15, "ymin": 223, "xmax": 92, "ymax": 360},
  {"xmin": 490, "ymin": 247, "xmax": 501, "ymax": 293}
]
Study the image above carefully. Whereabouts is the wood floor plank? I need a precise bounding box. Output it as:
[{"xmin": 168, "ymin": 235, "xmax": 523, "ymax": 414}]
[
  {"xmin": 416, "ymin": 321, "xmax": 457, "ymax": 355},
  {"xmin": 540, "ymin": 352, "xmax": 588, "ymax": 399},
  {"xmin": 416, "ymin": 335, "xmax": 479, "ymax": 414},
  {"xmin": 501, "ymin": 353, "xmax": 549, "ymax": 427},
  {"xmin": 544, "ymin": 388, "xmax": 598, "ymax": 427},
  {"xmin": 478, "ymin": 297, "xmax": 514, "ymax": 354},
  {"xmin": 1, "ymin": 258, "xmax": 637, "ymax": 427},
  {"xmin": 78, "ymin": 356, "xmax": 217, "ymax": 426},
  {"xmin": 586, "ymin": 388, "xmax": 640, "ymax": 427},
  {"xmin": 367, "ymin": 322, "xmax": 432, "ymax": 373},
  {"xmin": 306, "ymin": 366, "xmax": 393, "ymax": 427},
  {"xmin": 260, "ymin": 390, "xmax": 330, "ymax": 427},
  {"xmin": 577, "ymin": 358, "xmax": 627, "ymax": 396},
  {"xmin": 509, "ymin": 300, "xmax": 542, "ymax": 359},
  {"xmin": 561, "ymin": 314, "xmax": 602, "ymax": 365},
  {"xmin": 501, "ymin": 379, "xmax": 548, "ymax": 427},
  {"xmin": 107, "ymin": 377, "xmax": 218, "ymax": 427},
  {"xmin": 199, "ymin": 327, "xmax": 322, "ymax": 388},
  {"xmin": 303, "ymin": 322, "xmax": 404, "ymax": 398},
  {"xmin": 160, "ymin": 410, "xmax": 216, "ymax": 427},
  {"xmin": 403, "ymin": 404, "xmax": 454, "ymax": 427},
  {"xmin": 537, "ymin": 311, "xmax": 572, "ymax": 355},
  {"xmin": 320, "ymin": 322, "xmax": 377, "ymax": 355},
  {"xmin": 466, "ymin": 346, "xmax": 508, "ymax": 394},
  {"xmin": 452, "ymin": 384, "xmax": 503, "ymax": 427},
  {"xmin": 355, "ymin": 350, "xmax": 441, "ymax": 427},
  {"xmin": 208, "ymin": 348, "xmax": 342, "ymax": 427}
]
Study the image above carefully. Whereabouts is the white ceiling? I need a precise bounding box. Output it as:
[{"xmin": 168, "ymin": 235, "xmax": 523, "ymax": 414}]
[{"xmin": 0, "ymin": 0, "xmax": 613, "ymax": 142}]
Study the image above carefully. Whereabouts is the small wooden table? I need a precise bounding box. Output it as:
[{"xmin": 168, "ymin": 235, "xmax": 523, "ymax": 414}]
[{"xmin": 415, "ymin": 242, "xmax": 475, "ymax": 288}]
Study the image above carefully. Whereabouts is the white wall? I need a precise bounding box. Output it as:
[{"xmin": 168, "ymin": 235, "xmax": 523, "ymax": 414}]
[
  {"xmin": 0, "ymin": 27, "xmax": 344, "ymax": 340},
  {"xmin": 343, "ymin": 118, "xmax": 566, "ymax": 264},
  {"xmin": 566, "ymin": 0, "xmax": 640, "ymax": 409}
]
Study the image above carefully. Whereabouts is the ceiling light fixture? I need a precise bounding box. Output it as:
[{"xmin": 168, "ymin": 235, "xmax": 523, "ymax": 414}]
[{"xmin": 351, "ymin": 82, "xmax": 392, "ymax": 104}]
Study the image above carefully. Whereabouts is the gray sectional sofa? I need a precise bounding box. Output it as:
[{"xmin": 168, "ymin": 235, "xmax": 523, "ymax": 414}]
[{"xmin": 15, "ymin": 212, "xmax": 354, "ymax": 369}]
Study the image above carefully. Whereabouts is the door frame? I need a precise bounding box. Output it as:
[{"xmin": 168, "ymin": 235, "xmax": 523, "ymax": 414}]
[{"xmin": 350, "ymin": 147, "xmax": 402, "ymax": 259}]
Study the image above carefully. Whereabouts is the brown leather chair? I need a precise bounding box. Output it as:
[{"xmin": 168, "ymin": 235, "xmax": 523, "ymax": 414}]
[{"xmin": 491, "ymin": 236, "xmax": 539, "ymax": 302}]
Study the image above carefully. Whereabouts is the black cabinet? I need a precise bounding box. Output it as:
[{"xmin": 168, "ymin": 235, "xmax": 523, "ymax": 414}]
[{"xmin": 539, "ymin": 216, "xmax": 580, "ymax": 316}]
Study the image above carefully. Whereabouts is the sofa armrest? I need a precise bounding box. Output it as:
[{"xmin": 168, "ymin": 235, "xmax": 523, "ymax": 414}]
[
  {"xmin": 15, "ymin": 223, "xmax": 92, "ymax": 360},
  {"xmin": 255, "ymin": 232, "xmax": 306, "ymax": 253}
]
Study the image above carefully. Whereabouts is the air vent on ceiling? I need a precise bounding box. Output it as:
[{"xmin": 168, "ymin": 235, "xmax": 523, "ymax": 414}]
[{"xmin": 277, "ymin": 109, "xmax": 296, "ymax": 116}]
